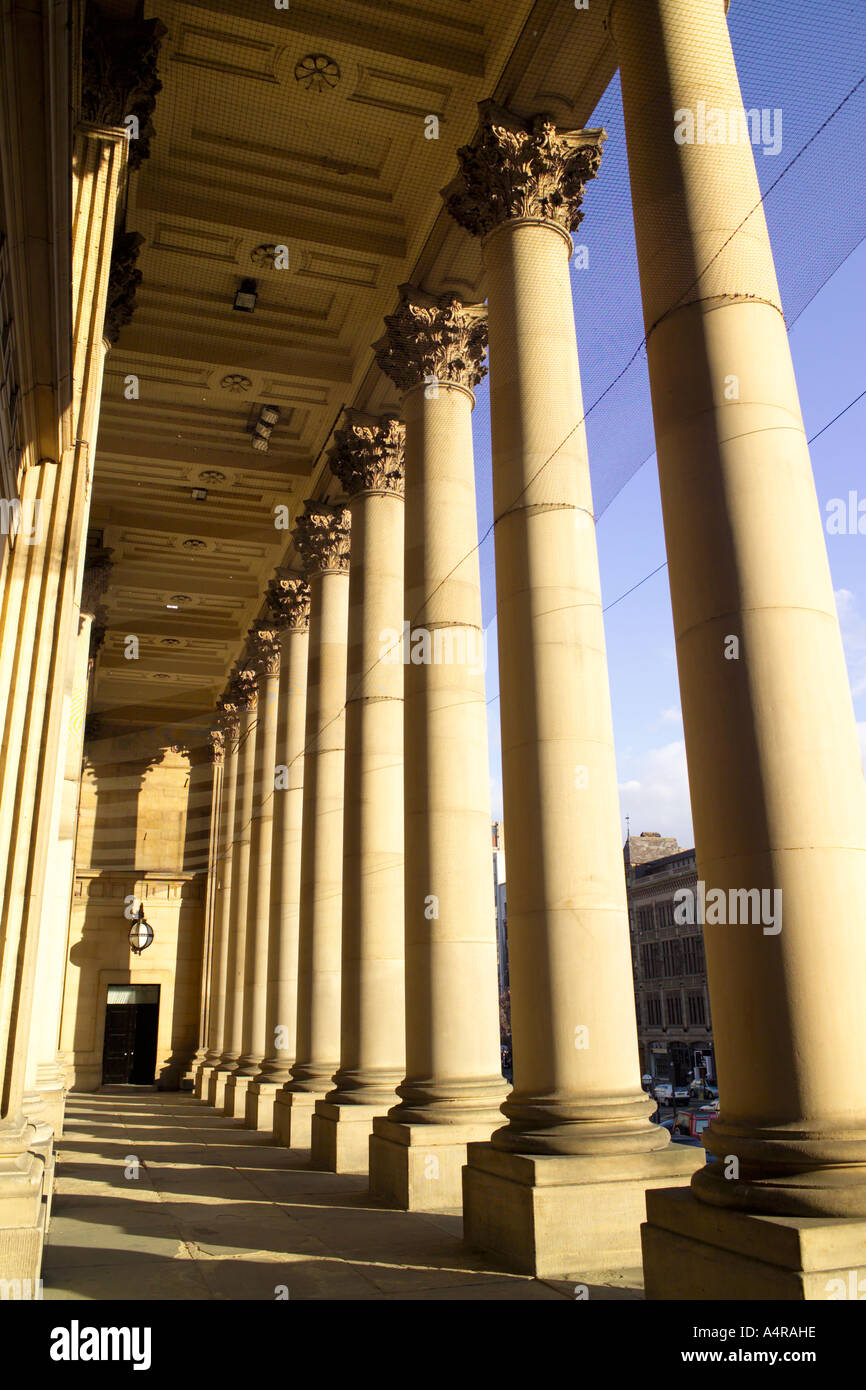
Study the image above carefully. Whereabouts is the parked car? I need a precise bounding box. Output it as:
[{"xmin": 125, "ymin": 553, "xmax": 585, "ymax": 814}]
[
  {"xmin": 672, "ymin": 1083, "xmax": 691, "ymax": 1105},
  {"xmin": 689, "ymin": 1080, "xmax": 719, "ymax": 1101},
  {"xmin": 652, "ymin": 1081, "xmax": 673, "ymax": 1105}
]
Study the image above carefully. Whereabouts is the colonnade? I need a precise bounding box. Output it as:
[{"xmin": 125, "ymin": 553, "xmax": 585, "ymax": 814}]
[
  {"xmin": 192, "ymin": 0, "xmax": 866, "ymax": 1295},
  {"xmin": 1, "ymin": 0, "xmax": 864, "ymax": 1299}
]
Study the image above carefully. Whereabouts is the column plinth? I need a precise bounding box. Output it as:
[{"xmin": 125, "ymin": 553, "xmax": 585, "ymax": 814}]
[
  {"xmin": 608, "ymin": 0, "xmax": 866, "ymax": 1296},
  {"xmin": 309, "ymin": 413, "xmax": 406, "ymax": 1173},
  {"xmin": 366, "ymin": 288, "xmax": 506, "ymax": 1209},
  {"xmin": 273, "ymin": 504, "xmax": 350, "ymax": 1150}
]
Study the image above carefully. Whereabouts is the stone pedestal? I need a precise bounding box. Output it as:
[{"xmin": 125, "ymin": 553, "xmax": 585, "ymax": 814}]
[
  {"xmin": 642, "ymin": 1187, "xmax": 866, "ymax": 1301},
  {"xmin": 464, "ymin": 1144, "xmax": 701, "ymax": 1278},
  {"xmin": 369, "ymin": 1118, "xmax": 495, "ymax": 1211},
  {"xmin": 244, "ymin": 1081, "xmax": 282, "ymax": 1133},
  {"xmin": 311, "ymin": 1102, "xmax": 383, "ymax": 1175},
  {"xmin": 272, "ymin": 1090, "xmax": 318, "ymax": 1150}
]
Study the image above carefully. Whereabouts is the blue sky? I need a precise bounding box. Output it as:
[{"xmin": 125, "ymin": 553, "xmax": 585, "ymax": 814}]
[{"xmin": 472, "ymin": 2, "xmax": 866, "ymax": 847}]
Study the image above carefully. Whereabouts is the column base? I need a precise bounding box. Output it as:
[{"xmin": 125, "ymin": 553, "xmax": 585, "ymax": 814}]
[
  {"xmin": 207, "ymin": 1066, "xmax": 235, "ymax": 1109},
  {"xmin": 369, "ymin": 1117, "xmax": 498, "ymax": 1210},
  {"xmin": 222, "ymin": 1073, "xmax": 253, "ymax": 1119},
  {"xmin": 0, "ymin": 1144, "xmax": 46, "ymax": 1294},
  {"xmin": 272, "ymin": 1089, "xmax": 322, "ymax": 1149},
  {"xmin": 463, "ymin": 1140, "xmax": 702, "ymax": 1277},
  {"xmin": 244, "ymin": 1080, "xmax": 286, "ymax": 1132},
  {"xmin": 311, "ymin": 1102, "xmax": 385, "ymax": 1173},
  {"xmin": 31, "ymin": 1083, "xmax": 66, "ymax": 1139},
  {"xmin": 642, "ymin": 1186, "xmax": 866, "ymax": 1300},
  {"xmin": 194, "ymin": 1063, "xmax": 217, "ymax": 1099}
]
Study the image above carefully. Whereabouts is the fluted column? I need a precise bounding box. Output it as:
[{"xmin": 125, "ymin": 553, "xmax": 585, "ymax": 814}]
[
  {"xmin": 608, "ymin": 0, "xmax": 866, "ymax": 1300},
  {"xmin": 202, "ymin": 702, "xmax": 240, "ymax": 1103},
  {"xmin": 273, "ymin": 504, "xmax": 351, "ymax": 1148},
  {"xmin": 225, "ymin": 628, "xmax": 282, "ymax": 1118},
  {"xmin": 367, "ymin": 288, "xmax": 506, "ymax": 1210},
  {"xmin": 246, "ymin": 576, "xmax": 310, "ymax": 1131},
  {"xmin": 212, "ymin": 669, "xmax": 258, "ymax": 1111},
  {"xmin": 443, "ymin": 104, "xmax": 698, "ymax": 1274},
  {"xmin": 310, "ymin": 412, "xmax": 406, "ymax": 1173}
]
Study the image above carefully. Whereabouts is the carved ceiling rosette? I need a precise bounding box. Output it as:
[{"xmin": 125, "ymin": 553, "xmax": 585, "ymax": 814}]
[
  {"xmin": 293, "ymin": 501, "xmax": 351, "ymax": 575},
  {"xmin": 443, "ymin": 100, "xmax": 606, "ymax": 240},
  {"xmin": 373, "ymin": 285, "xmax": 488, "ymax": 395},
  {"xmin": 267, "ymin": 573, "xmax": 311, "ymax": 631},
  {"xmin": 328, "ymin": 410, "xmax": 405, "ymax": 498},
  {"xmin": 81, "ymin": 2, "xmax": 168, "ymax": 170},
  {"xmin": 248, "ymin": 626, "xmax": 282, "ymax": 677}
]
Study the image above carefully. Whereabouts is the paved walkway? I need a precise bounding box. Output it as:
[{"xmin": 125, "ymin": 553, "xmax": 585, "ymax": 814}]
[{"xmin": 42, "ymin": 1091, "xmax": 644, "ymax": 1301}]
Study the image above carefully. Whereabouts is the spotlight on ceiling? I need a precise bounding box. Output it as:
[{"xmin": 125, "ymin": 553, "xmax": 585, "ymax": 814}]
[{"xmin": 233, "ymin": 277, "xmax": 258, "ymax": 312}]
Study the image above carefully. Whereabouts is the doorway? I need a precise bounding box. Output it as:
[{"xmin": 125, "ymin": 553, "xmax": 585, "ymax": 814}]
[{"xmin": 101, "ymin": 984, "xmax": 160, "ymax": 1085}]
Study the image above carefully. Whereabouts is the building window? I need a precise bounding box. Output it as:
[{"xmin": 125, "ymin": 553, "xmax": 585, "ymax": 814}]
[
  {"xmin": 683, "ymin": 935, "xmax": 705, "ymax": 974},
  {"xmin": 646, "ymin": 996, "xmax": 662, "ymax": 1026},
  {"xmin": 661, "ymin": 938, "xmax": 683, "ymax": 976},
  {"xmin": 637, "ymin": 906, "xmax": 655, "ymax": 933},
  {"xmin": 656, "ymin": 899, "xmax": 675, "ymax": 928},
  {"xmin": 688, "ymin": 991, "xmax": 707, "ymax": 1026},
  {"xmin": 666, "ymin": 994, "xmax": 683, "ymax": 1026}
]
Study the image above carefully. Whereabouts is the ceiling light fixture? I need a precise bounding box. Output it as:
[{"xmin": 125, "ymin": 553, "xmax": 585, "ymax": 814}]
[
  {"xmin": 233, "ymin": 277, "xmax": 258, "ymax": 312},
  {"xmin": 191, "ymin": 487, "xmax": 208, "ymax": 502},
  {"xmin": 251, "ymin": 403, "xmax": 281, "ymax": 453}
]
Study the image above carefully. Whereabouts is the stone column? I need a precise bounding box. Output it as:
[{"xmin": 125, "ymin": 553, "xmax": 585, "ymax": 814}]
[
  {"xmin": 225, "ymin": 628, "xmax": 281, "ymax": 1118},
  {"xmin": 187, "ymin": 724, "xmax": 224, "ymax": 1091},
  {"xmin": 443, "ymin": 104, "xmax": 698, "ymax": 1275},
  {"xmin": 245, "ymin": 576, "xmax": 310, "ymax": 1131},
  {"xmin": 201, "ymin": 701, "xmax": 240, "ymax": 1103},
  {"xmin": 367, "ymin": 288, "xmax": 506, "ymax": 1210},
  {"xmin": 273, "ymin": 503, "xmax": 351, "ymax": 1149},
  {"xmin": 211, "ymin": 668, "xmax": 258, "ymax": 1111},
  {"xmin": 310, "ymin": 412, "xmax": 406, "ymax": 1173},
  {"xmin": 609, "ymin": 0, "xmax": 866, "ymax": 1299}
]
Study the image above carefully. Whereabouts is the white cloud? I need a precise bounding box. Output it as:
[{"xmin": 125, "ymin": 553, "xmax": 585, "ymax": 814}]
[
  {"xmin": 618, "ymin": 737, "xmax": 694, "ymax": 849},
  {"xmin": 835, "ymin": 588, "xmax": 866, "ymax": 700}
]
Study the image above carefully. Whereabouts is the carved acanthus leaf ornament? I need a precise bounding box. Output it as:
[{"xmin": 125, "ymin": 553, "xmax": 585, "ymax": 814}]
[
  {"xmin": 293, "ymin": 502, "xmax": 351, "ymax": 574},
  {"xmin": 328, "ymin": 411, "xmax": 405, "ymax": 497},
  {"xmin": 374, "ymin": 286, "xmax": 487, "ymax": 395}
]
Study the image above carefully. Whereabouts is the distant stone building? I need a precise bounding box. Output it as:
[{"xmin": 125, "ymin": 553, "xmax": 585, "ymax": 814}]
[{"xmin": 624, "ymin": 833, "xmax": 715, "ymax": 1087}]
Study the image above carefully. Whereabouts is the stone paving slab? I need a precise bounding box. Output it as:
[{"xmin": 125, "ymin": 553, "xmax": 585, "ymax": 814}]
[{"xmin": 41, "ymin": 1092, "xmax": 641, "ymax": 1301}]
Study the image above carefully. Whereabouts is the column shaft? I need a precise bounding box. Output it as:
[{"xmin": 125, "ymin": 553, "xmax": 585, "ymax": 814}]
[{"xmin": 201, "ymin": 711, "xmax": 240, "ymax": 1103}]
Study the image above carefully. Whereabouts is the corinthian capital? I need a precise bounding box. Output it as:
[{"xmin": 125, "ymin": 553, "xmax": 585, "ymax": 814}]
[
  {"xmin": 231, "ymin": 667, "xmax": 258, "ymax": 711},
  {"xmin": 81, "ymin": 2, "xmax": 167, "ymax": 170},
  {"xmin": 373, "ymin": 285, "xmax": 487, "ymax": 395},
  {"xmin": 267, "ymin": 573, "xmax": 311, "ymax": 631},
  {"xmin": 328, "ymin": 411, "xmax": 405, "ymax": 498},
  {"xmin": 293, "ymin": 501, "xmax": 351, "ymax": 575},
  {"xmin": 208, "ymin": 727, "xmax": 225, "ymax": 765},
  {"xmin": 248, "ymin": 627, "xmax": 282, "ymax": 676},
  {"xmin": 81, "ymin": 543, "xmax": 114, "ymax": 617},
  {"xmin": 443, "ymin": 101, "xmax": 605, "ymax": 239},
  {"xmin": 217, "ymin": 698, "xmax": 240, "ymax": 742}
]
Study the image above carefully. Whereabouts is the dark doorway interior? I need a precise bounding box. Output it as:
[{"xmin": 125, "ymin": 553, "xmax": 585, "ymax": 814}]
[{"xmin": 101, "ymin": 984, "xmax": 160, "ymax": 1085}]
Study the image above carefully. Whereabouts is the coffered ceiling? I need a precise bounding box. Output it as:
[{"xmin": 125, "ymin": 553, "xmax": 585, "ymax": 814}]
[{"xmin": 88, "ymin": 0, "xmax": 616, "ymax": 745}]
